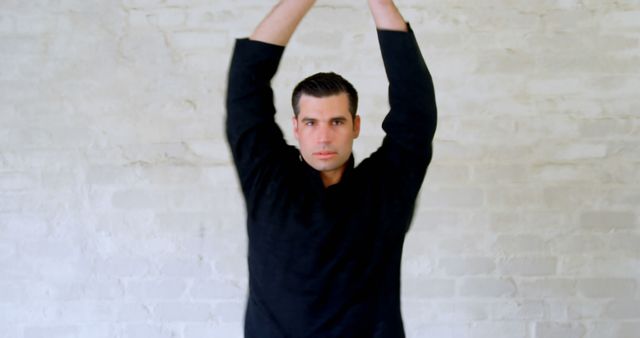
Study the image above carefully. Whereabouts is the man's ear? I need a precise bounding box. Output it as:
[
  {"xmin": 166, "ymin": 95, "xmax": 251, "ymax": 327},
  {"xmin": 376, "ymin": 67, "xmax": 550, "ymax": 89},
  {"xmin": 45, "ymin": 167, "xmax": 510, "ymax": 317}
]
[
  {"xmin": 353, "ymin": 115, "xmax": 361, "ymax": 139},
  {"xmin": 292, "ymin": 116, "xmax": 299, "ymax": 140}
]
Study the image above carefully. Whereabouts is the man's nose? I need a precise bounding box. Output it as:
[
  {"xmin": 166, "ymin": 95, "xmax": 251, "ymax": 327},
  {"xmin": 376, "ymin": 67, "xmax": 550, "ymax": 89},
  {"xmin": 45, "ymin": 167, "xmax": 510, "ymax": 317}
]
[{"xmin": 317, "ymin": 124, "xmax": 331, "ymax": 143}]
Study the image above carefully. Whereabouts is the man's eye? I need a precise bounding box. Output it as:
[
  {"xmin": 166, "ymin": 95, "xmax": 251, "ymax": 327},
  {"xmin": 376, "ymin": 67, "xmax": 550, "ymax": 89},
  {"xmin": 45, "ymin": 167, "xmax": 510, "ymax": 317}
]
[
  {"xmin": 305, "ymin": 121, "xmax": 314, "ymax": 126},
  {"xmin": 332, "ymin": 120, "xmax": 344, "ymax": 126}
]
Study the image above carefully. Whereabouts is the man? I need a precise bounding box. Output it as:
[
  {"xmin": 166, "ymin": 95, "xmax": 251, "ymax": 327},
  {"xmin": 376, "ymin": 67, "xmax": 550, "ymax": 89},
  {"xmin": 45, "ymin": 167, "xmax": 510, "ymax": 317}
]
[{"xmin": 226, "ymin": 0, "xmax": 437, "ymax": 337}]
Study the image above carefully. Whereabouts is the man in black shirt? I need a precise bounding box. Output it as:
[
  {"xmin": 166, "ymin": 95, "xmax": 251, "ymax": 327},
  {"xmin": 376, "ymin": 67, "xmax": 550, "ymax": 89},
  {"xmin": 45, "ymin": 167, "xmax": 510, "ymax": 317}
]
[{"xmin": 226, "ymin": 0, "xmax": 437, "ymax": 337}]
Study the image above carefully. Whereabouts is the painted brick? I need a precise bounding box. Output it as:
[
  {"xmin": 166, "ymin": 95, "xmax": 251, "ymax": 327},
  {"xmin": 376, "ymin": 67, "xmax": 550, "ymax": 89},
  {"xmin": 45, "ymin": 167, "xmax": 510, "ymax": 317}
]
[
  {"xmin": 169, "ymin": 30, "xmax": 227, "ymax": 51},
  {"xmin": 111, "ymin": 189, "xmax": 171, "ymax": 210},
  {"xmin": 492, "ymin": 235, "xmax": 548, "ymax": 254},
  {"xmin": 82, "ymin": 279, "xmax": 125, "ymax": 300},
  {"xmin": 0, "ymin": 172, "xmax": 38, "ymax": 190},
  {"xmin": 518, "ymin": 279, "xmax": 577, "ymax": 299},
  {"xmin": 406, "ymin": 322, "xmax": 467, "ymax": 338},
  {"xmin": 141, "ymin": 8, "xmax": 188, "ymax": 28},
  {"xmin": 543, "ymin": 186, "xmax": 605, "ymax": 210},
  {"xmin": 0, "ymin": 326, "xmax": 21, "ymax": 338},
  {"xmin": 122, "ymin": 324, "xmax": 176, "ymax": 338},
  {"xmin": 604, "ymin": 300, "xmax": 640, "ymax": 319},
  {"xmin": 20, "ymin": 240, "xmax": 81, "ymax": 260},
  {"xmin": 497, "ymin": 257, "xmax": 557, "ymax": 276},
  {"xmin": 577, "ymin": 278, "xmax": 637, "ymax": 298},
  {"xmin": 189, "ymin": 279, "xmax": 245, "ymax": 300},
  {"xmin": 610, "ymin": 232, "xmax": 640, "ymax": 255},
  {"xmin": 92, "ymin": 257, "xmax": 152, "ymax": 278},
  {"xmin": 425, "ymin": 164, "xmax": 470, "ymax": 184},
  {"xmin": 490, "ymin": 300, "xmax": 545, "ymax": 320},
  {"xmin": 534, "ymin": 322, "xmax": 587, "ymax": 338},
  {"xmin": 602, "ymin": 11, "xmax": 640, "ymax": 28},
  {"xmin": 608, "ymin": 188, "xmax": 640, "ymax": 208},
  {"xmin": 126, "ymin": 279, "xmax": 186, "ymax": 300},
  {"xmin": 532, "ymin": 164, "xmax": 602, "ymax": 184},
  {"xmin": 549, "ymin": 234, "xmax": 607, "ymax": 255},
  {"xmin": 116, "ymin": 303, "xmax": 151, "ymax": 322},
  {"xmin": 402, "ymin": 254, "xmax": 436, "ymax": 276},
  {"xmin": 485, "ymin": 188, "xmax": 544, "ymax": 210},
  {"xmin": 153, "ymin": 302, "xmax": 212, "ymax": 322},
  {"xmin": 549, "ymin": 143, "xmax": 608, "ymax": 161},
  {"xmin": 159, "ymin": 258, "xmax": 212, "ymax": 278},
  {"xmin": 0, "ymin": 243, "xmax": 16, "ymax": 261},
  {"xmin": 421, "ymin": 188, "xmax": 485, "ymax": 209},
  {"xmin": 45, "ymin": 302, "xmax": 116, "ymax": 323},
  {"xmin": 466, "ymin": 321, "xmax": 529, "ymax": 338},
  {"xmin": 436, "ymin": 235, "xmax": 488, "ymax": 255},
  {"xmin": 24, "ymin": 326, "xmax": 79, "ymax": 338},
  {"xmin": 438, "ymin": 257, "xmax": 495, "ymax": 276},
  {"xmin": 579, "ymin": 118, "xmax": 635, "ymax": 138},
  {"xmin": 560, "ymin": 256, "xmax": 640, "ymax": 277},
  {"xmin": 472, "ymin": 164, "xmax": 529, "ymax": 184},
  {"xmin": 434, "ymin": 301, "xmax": 489, "ymax": 321},
  {"xmin": 580, "ymin": 211, "xmax": 637, "ymax": 232},
  {"xmin": 213, "ymin": 254, "xmax": 248, "ymax": 280},
  {"xmin": 0, "ymin": 281, "xmax": 25, "ymax": 302},
  {"xmin": 403, "ymin": 278, "xmax": 456, "ymax": 298},
  {"xmin": 618, "ymin": 322, "xmax": 640, "ymax": 338},
  {"xmin": 567, "ymin": 300, "xmax": 607, "ymax": 320},
  {"xmin": 75, "ymin": 325, "xmax": 117, "ymax": 338},
  {"xmin": 586, "ymin": 321, "xmax": 640, "ymax": 338},
  {"xmin": 0, "ymin": 213, "xmax": 48, "ymax": 238},
  {"xmin": 184, "ymin": 323, "xmax": 243, "ymax": 338},
  {"xmin": 459, "ymin": 278, "xmax": 516, "ymax": 298},
  {"xmin": 213, "ymin": 300, "xmax": 245, "ymax": 323}
]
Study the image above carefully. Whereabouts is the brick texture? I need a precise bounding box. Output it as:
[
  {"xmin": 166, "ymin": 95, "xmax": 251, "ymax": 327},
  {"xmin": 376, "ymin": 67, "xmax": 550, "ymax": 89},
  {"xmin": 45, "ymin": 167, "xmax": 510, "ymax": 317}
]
[{"xmin": 1, "ymin": 0, "xmax": 638, "ymax": 337}]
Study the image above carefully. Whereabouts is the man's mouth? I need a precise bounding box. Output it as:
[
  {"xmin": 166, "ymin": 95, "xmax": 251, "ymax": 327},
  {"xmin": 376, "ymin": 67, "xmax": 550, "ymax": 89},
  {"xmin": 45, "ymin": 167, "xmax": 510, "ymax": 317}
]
[{"xmin": 313, "ymin": 151, "xmax": 337, "ymax": 159}]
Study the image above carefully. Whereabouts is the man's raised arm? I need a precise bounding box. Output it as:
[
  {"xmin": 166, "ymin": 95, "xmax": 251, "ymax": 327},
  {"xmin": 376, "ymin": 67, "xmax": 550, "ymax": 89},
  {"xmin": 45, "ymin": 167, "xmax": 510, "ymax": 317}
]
[
  {"xmin": 250, "ymin": 0, "xmax": 316, "ymax": 46},
  {"xmin": 369, "ymin": 0, "xmax": 437, "ymax": 155},
  {"xmin": 226, "ymin": 0, "xmax": 316, "ymax": 196}
]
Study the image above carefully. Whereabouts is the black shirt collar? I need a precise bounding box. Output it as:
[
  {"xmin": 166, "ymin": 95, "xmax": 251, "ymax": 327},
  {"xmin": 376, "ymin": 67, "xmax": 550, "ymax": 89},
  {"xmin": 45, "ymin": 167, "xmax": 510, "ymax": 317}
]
[{"xmin": 300, "ymin": 152, "xmax": 355, "ymax": 188}]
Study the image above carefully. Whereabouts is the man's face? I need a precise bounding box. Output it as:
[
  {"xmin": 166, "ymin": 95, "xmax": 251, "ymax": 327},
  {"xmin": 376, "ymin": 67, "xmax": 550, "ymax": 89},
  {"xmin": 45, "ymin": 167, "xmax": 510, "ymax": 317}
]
[{"xmin": 293, "ymin": 93, "xmax": 360, "ymax": 180}]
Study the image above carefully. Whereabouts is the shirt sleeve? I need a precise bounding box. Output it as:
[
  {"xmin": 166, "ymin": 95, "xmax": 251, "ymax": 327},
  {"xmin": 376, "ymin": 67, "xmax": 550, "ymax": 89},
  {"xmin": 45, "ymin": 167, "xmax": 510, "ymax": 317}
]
[
  {"xmin": 377, "ymin": 24, "xmax": 437, "ymax": 156},
  {"xmin": 358, "ymin": 24, "xmax": 437, "ymax": 201},
  {"xmin": 225, "ymin": 38, "xmax": 289, "ymax": 195}
]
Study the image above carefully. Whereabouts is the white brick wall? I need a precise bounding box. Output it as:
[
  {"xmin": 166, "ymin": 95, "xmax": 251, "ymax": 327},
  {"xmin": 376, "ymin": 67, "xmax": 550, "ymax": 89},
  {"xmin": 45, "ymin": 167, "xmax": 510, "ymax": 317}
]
[{"xmin": 1, "ymin": 0, "xmax": 638, "ymax": 337}]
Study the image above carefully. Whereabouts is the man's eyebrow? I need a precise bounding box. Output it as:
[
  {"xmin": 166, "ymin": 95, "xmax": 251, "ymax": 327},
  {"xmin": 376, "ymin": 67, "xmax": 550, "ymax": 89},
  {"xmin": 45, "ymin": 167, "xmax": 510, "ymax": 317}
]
[
  {"xmin": 301, "ymin": 117, "xmax": 317, "ymax": 122},
  {"xmin": 331, "ymin": 117, "xmax": 348, "ymax": 121}
]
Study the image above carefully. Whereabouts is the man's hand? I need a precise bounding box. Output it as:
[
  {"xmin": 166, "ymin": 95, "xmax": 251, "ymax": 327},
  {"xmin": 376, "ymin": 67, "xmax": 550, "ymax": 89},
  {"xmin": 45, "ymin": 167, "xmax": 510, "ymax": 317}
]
[
  {"xmin": 368, "ymin": 0, "xmax": 408, "ymax": 31},
  {"xmin": 250, "ymin": 0, "xmax": 316, "ymax": 46}
]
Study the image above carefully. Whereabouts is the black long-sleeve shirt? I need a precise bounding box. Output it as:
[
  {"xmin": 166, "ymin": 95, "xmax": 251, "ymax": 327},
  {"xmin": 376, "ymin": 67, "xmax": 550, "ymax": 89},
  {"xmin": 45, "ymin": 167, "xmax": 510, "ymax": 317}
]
[{"xmin": 226, "ymin": 25, "xmax": 437, "ymax": 338}]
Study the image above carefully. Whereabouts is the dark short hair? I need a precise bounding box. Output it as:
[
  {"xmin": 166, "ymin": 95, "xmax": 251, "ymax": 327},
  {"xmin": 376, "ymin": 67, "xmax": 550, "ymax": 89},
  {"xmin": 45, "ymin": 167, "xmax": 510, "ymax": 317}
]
[{"xmin": 291, "ymin": 72, "xmax": 358, "ymax": 119}]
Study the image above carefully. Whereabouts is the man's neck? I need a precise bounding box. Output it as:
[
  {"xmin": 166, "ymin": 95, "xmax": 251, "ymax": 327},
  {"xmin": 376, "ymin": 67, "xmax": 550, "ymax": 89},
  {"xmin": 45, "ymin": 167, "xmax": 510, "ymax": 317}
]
[{"xmin": 320, "ymin": 165, "xmax": 347, "ymax": 188}]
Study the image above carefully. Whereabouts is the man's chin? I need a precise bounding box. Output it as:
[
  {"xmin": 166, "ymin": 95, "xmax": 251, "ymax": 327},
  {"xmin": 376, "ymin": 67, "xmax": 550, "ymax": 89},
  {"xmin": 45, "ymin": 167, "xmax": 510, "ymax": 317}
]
[
  {"xmin": 312, "ymin": 164, "xmax": 335, "ymax": 172},
  {"xmin": 308, "ymin": 160, "xmax": 340, "ymax": 173}
]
